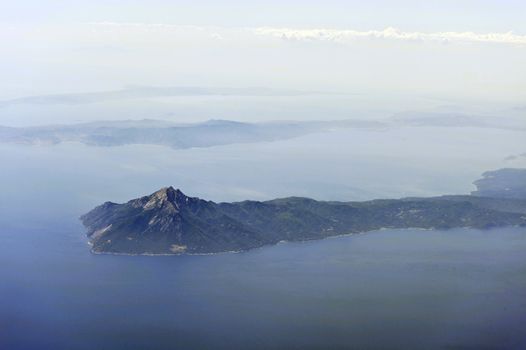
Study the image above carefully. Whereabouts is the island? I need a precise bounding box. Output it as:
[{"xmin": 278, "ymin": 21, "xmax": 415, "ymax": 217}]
[
  {"xmin": 2, "ymin": 113, "xmax": 524, "ymax": 150},
  {"xmin": 81, "ymin": 169, "xmax": 526, "ymax": 255},
  {"xmin": 0, "ymin": 119, "xmax": 382, "ymax": 149}
]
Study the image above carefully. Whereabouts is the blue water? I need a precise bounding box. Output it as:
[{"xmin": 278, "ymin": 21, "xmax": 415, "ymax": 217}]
[
  {"xmin": 2, "ymin": 220, "xmax": 526, "ymax": 349},
  {"xmin": 1, "ymin": 140, "xmax": 526, "ymax": 349}
]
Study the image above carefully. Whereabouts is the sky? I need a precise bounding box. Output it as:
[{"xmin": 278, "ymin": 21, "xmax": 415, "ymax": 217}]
[{"xmin": 1, "ymin": 1, "xmax": 525, "ymax": 105}]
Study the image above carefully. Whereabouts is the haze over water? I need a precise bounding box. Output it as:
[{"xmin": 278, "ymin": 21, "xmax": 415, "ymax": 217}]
[{"xmin": 2, "ymin": 1, "xmax": 526, "ymax": 348}]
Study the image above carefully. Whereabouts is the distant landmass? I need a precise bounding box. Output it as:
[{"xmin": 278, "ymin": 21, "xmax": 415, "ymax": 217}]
[
  {"xmin": 391, "ymin": 111, "xmax": 526, "ymax": 131},
  {"xmin": 81, "ymin": 169, "xmax": 526, "ymax": 255},
  {"xmin": 472, "ymin": 168, "xmax": 526, "ymax": 199},
  {"xmin": 0, "ymin": 86, "xmax": 320, "ymax": 107},
  {"xmin": 2, "ymin": 112, "xmax": 524, "ymax": 150},
  {"xmin": 0, "ymin": 119, "xmax": 383, "ymax": 149}
]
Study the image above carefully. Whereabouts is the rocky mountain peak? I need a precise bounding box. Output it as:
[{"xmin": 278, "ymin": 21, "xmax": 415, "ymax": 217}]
[
  {"xmin": 81, "ymin": 170, "xmax": 526, "ymax": 255},
  {"xmin": 143, "ymin": 186, "xmax": 188, "ymax": 210}
]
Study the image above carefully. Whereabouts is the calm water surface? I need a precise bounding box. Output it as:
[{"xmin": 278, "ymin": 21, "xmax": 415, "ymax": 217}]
[
  {"xmin": 1, "ymin": 138, "xmax": 526, "ymax": 349},
  {"xmin": 2, "ymin": 223, "xmax": 526, "ymax": 350}
]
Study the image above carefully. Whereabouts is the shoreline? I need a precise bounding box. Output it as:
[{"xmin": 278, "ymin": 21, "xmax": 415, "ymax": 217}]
[{"xmin": 87, "ymin": 225, "xmax": 514, "ymax": 257}]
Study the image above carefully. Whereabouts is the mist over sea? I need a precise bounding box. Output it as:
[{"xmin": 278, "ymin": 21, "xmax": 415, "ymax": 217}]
[{"xmin": 3, "ymin": 2, "xmax": 526, "ymax": 348}]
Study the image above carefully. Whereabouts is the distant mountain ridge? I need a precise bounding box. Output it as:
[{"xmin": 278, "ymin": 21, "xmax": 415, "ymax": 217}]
[
  {"xmin": 2, "ymin": 110, "xmax": 525, "ymax": 149},
  {"xmin": 0, "ymin": 119, "xmax": 383, "ymax": 149},
  {"xmin": 81, "ymin": 169, "xmax": 526, "ymax": 255}
]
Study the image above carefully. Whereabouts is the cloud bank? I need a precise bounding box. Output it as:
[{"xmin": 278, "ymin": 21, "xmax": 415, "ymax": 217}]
[
  {"xmin": 88, "ymin": 22, "xmax": 526, "ymax": 46},
  {"xmin": 253, "ymin": 27, "xmax": 526, "ymax": 45}
]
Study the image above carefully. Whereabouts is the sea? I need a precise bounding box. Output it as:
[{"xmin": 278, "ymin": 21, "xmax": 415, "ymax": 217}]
[{"xmin": 1, "ymin": 124, "xmax": 526, "ymax": 349}]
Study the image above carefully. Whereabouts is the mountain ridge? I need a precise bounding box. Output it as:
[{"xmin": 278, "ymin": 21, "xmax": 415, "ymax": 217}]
[{"xmin": 81, "ymin": 172, "xmax": 526, "ymax": 255}]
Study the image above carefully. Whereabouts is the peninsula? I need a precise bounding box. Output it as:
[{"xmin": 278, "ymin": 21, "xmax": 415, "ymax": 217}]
[{"xmin": 81, "ymin": 169, "xmax": 526, "ymax": 255}]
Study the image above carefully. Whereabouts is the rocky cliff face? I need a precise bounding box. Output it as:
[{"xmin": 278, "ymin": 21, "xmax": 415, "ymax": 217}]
[{"xmin": 81, "ymin": 179, "xmax": 526, "ymax": 255}]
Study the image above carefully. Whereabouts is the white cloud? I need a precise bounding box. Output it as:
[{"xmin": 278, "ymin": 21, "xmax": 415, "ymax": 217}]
[
  {"xmin": 87, "ymin": 22, "xmax": 526, "ymax": 46},
  {"xmin": 253, "ymin": 27, "xmax": 526, "ymax": 46}
]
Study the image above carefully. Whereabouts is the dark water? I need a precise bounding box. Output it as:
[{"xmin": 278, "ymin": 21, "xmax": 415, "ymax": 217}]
[
  {"xmin": 1, "ymin": 140, "xmax": 526, "ymax": 349},
  {"xmin": 2, "ymin": 221, "xmax": 526, "ymax": 350}
]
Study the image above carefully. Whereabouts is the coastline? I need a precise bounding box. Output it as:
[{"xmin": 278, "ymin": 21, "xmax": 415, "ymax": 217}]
[{"xmin": 86, "ymin": 225, "xmax": 494, "ymax": 257}]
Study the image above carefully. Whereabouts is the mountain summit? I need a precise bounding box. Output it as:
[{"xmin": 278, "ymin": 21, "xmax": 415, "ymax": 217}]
[
  {"xmin": 141, "ymin": 187, "xmax": 188, "ymax": 211},
  {"xmin": 81, "ymin": 187, "xmax": 264, "ymax": 254},
  {"xmin": 81, "ymin": 174, "xmax": 526, "ymax": 255}
]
